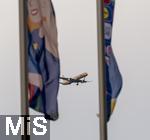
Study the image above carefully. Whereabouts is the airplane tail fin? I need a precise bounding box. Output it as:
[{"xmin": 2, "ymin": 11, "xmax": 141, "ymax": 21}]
[{"xmin": 59, "ymin": 75, "xmax": 70, "ymax": 85}]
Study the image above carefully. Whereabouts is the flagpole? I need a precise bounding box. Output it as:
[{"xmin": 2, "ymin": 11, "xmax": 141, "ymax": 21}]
[
  {"xmin": 96, "ymin": 0, "xmax": 108, "ymax": 140},
  {"xmin": 19, "ymin": 0, "xmax": 30, "ymax": 140}
]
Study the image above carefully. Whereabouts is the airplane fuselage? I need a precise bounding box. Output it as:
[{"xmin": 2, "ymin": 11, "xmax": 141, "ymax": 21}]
[{"xmin": 60, "ymin": 72, "xmax": 88, "ymax": 85}]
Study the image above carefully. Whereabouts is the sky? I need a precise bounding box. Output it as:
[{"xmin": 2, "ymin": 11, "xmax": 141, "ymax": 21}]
[{"xmin": 50, "ymin": 0, "xmax": 100, "ymax": 140}]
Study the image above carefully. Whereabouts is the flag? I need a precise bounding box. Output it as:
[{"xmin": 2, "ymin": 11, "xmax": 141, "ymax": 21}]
[
  {"xmin": 104, "ymin": 0, "xmax": 123, "ymax": 121},
  {"xmin": 27, "ymin": 0, "xmax": 60, "ymax": 121}
]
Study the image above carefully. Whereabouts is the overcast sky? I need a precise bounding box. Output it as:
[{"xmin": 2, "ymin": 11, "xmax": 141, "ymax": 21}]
[{"xmin": 50, "ymin": 0, "xmax": 100, "ymax": 140}]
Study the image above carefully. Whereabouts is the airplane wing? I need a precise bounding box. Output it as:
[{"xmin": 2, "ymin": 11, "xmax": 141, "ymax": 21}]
[{"xmin": 60, "ymin": 77, "xmax": 78, "ymax": 82}]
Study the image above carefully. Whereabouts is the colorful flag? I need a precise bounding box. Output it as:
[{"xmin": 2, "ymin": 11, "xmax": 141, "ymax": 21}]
[
  {"xmin": 104, "ymin": 0, "xmax": 123, "ymax": 121},
  {"xmin": 27, "ymin": 0, "xmax": 60, "ymax": 121}
]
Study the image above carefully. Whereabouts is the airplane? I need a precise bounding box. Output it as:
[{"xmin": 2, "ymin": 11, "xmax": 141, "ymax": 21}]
[{"xmin": 60, "ymin": 72, "xmax": 90, "ymax": 85}]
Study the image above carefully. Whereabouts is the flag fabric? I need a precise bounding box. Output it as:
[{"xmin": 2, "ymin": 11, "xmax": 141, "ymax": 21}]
[
  {"xmin": 104, "ymin": 0, "xmax": 123, "ymax": 121},
  {"xmin": 27, "ymin": 0, "xmax": 60, "ymax": 121}
]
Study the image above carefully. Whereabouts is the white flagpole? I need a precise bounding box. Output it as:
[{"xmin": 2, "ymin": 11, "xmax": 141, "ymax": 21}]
[
  {"xmin": 96, "ymin": 0, "xmax": 108, "ymax": 140},
  {"xmin": 19, "ymin": 0, "xmax": 30, "ymax": 140}
]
